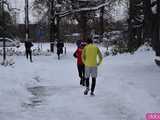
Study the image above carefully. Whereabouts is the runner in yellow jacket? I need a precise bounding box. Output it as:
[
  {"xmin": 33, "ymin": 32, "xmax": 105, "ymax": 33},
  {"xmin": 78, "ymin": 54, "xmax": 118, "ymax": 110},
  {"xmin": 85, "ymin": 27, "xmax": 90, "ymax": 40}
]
[
  {"xmin": 82, "ymin": 44, "xmax": 103, "ymax": 67},
  {"xmin": 81, "ymin": 38, "xmax": 103, "ymax": 96}
]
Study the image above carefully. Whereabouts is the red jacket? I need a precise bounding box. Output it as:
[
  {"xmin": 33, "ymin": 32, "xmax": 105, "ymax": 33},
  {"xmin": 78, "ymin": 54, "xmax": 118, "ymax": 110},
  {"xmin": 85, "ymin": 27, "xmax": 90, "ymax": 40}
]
[{"xmin": 74, "ymin": 48, "xmax": 84, "ymax": 65}]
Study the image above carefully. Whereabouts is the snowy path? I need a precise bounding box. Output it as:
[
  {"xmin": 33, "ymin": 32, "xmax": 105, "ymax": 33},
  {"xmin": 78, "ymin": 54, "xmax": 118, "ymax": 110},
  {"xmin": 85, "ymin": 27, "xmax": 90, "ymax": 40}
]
[{"xmin": 0, "ymin": 44, "xmax": 160, "ymax": 120}]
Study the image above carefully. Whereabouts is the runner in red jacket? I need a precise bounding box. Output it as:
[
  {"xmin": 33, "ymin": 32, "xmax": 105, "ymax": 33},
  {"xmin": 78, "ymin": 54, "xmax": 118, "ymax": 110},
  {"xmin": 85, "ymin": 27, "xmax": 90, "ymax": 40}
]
[{"xmin": 73, "ymin": 42, "xmax": 86, "ymax": 86}]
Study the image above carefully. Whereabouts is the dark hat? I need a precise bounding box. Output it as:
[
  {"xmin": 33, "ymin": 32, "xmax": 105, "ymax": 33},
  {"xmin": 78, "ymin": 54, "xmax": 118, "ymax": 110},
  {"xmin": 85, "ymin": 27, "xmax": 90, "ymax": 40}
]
[{"xmin": 87, "ymin": 38, "xmax": 93, "ymax": 44}]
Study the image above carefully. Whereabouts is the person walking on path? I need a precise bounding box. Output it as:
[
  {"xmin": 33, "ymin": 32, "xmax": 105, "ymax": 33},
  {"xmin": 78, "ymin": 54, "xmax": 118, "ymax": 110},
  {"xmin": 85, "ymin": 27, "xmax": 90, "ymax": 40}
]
[
  {"xmin": 82, "ymin": 38, "xmax": 103, "ymax": 96},
  {"xmin": 73, "ymin": 42, "xmax": 86, "ymax": 86},
  {"xmin": 56, "ymin": 41, "xmax": 64, "ymax": 60},
  {"xmin": 24, "ymin": 40, "xmax": 33, "ymax": 62}
]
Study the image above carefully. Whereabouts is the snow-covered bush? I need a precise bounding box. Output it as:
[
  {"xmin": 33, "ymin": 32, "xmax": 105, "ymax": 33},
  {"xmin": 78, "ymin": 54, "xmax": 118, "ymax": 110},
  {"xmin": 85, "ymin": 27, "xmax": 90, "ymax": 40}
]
[
  {"xmin": 0, "ymin": 58, "xmax": 15, "ymax": 66},
  {"xmin": 0, "ymin": 48, "xmax": 52, "ymax": 57}
]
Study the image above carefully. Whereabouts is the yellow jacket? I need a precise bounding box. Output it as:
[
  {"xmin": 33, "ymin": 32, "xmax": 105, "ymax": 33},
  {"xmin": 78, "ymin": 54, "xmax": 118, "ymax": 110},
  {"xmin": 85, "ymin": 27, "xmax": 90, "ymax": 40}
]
[{"xmin": 82, "ymin": 44, "xmax": 103, "ymax": 67}]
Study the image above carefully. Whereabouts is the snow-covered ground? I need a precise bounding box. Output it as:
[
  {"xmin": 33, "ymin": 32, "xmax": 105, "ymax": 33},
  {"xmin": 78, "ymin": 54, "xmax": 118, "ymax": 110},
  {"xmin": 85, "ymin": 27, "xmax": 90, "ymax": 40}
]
[{"xmin": 0, "ymin": 43, "xmax": 160, "ymax": 120}]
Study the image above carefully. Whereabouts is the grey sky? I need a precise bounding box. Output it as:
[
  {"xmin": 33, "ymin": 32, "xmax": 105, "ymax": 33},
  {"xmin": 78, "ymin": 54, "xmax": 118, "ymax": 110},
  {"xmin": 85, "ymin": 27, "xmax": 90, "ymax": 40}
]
[{"xmin": 8, "ymin": 0, "xmax": 34, "ymax": 23}]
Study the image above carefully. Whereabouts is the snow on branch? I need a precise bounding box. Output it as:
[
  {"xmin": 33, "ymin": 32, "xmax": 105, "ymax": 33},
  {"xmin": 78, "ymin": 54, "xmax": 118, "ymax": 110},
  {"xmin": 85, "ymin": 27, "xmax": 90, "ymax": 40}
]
[
  {"xmin": 56, "ymin": 2, "xmax": 109, "ymax": 18},
  {"xmin": 133, "ymin": 24, "xmax": 143, "ymax": 28},
  {"xmin": 151, "ymin": 1, "xmax": 158, "ymax": 7},
  {"xmin": 74, "ymin": 2, "xmax": 108, "ymax": 12}
]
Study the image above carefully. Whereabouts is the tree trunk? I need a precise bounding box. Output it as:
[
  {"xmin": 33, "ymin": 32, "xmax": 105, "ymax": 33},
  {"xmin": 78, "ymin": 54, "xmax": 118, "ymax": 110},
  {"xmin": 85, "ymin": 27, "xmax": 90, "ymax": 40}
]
[
  {"xmin": 50, "ymin": 0, "xmax": 55, "ymax": 52},
  {"xmin": 128, "ymin": 0, "xmax": 134, "ymax": 52},
  {"xmin": 100, "ymin": 6, "xmax": 104, "ymax": 42},
  {"xmin": 79, "ymin": 12, "xmax": 88, "ymax": 41},
  {"xmin": 143, "ymin": 0, "xmax": 152, "ymax": 40},
  {"xmin": 56, "ymin": 17, "xmax": 60, "ymax": 41},
  {"xmin": 154, "ymin": 0, "xmax": 160, "ymax": 65}
]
